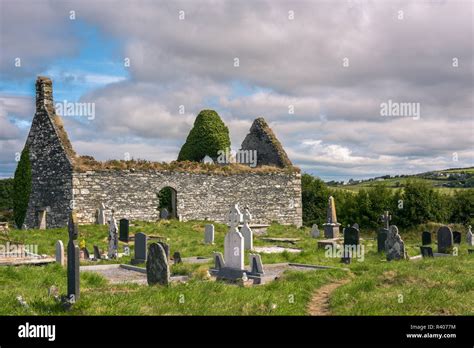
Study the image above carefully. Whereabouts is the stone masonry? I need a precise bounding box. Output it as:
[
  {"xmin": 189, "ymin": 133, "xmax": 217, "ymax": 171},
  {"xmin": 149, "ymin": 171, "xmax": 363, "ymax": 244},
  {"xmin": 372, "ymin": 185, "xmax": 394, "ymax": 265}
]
[{"xmin": 23, "ymin": 77, "xmax": 303, "ymax": 228}]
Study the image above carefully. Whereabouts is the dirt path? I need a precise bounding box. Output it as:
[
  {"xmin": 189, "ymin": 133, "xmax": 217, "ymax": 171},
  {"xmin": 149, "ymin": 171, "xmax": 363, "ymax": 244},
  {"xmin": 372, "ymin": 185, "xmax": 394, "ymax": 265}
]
[{"xmin": 307, "ymin": 278, "xmax": 351, "ymax": 316}]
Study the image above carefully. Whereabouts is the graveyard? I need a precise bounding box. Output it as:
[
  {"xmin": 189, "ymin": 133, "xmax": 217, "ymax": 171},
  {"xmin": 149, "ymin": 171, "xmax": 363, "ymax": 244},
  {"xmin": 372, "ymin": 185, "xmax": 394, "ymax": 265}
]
[{"xmin": 0, "ymin": 208, "xmax": 473, "ymax": 316}]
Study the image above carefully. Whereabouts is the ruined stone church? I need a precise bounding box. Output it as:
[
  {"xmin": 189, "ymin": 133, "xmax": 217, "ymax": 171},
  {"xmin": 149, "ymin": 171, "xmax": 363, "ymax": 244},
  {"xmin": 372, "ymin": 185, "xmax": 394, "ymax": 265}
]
[{"xmin": 23, "ymin": 76, "xmax": 302, "ymax": 229}]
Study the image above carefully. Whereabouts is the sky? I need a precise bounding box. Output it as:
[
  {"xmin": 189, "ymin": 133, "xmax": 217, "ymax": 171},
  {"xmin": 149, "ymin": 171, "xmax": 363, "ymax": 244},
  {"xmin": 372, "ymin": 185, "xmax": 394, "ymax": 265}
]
[{"xmin": 0, "ymin": 0, "xmax": 472, "ymax": 180}]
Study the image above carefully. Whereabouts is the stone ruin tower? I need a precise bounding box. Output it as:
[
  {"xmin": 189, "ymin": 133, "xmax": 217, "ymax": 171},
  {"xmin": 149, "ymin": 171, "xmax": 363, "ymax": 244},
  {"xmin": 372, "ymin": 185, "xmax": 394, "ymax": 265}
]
[
  {"xmin": 22, "ymin": 76, "xmax": 302, "ymax": 229},
  {"xmin": 24, "ymin": 77, "xmax": 76, "ymax": 229}
]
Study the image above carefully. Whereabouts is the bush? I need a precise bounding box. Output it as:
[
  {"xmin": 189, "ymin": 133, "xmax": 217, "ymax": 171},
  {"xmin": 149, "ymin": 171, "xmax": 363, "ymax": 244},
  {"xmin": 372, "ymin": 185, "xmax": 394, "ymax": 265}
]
[
  {"xmin": 13, "ymin": 147, "xmax": 32, "ymax": 228},
  {"xmin": 177, "ymin": 110, "xmax": 231, "ymax": 162},
  {"xmin": 301, "ymin": 174, "xmax": 329, "ymax": 226}
]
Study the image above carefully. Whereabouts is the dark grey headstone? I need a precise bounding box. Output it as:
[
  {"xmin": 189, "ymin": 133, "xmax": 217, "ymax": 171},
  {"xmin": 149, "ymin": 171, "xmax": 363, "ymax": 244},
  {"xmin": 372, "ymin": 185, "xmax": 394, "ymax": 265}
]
[
  {"xmin": 422, "ymin": 231, "xmax": 432, "ymax": 246},
  {"xmin": 93, "ymin": 245, "xmax": 101, "ymax": 260},
  {"xmin": 134, "ymin": 232, "xmax": 147, "ymax": 262},
  {"xmin": 83, "ymin": 248, "xmax": 90, "ymax": 260},
  {"xmin": 453, "ymin": 231, "xmax": 461, "ymax": 244},
  {"xmin": 67, "ymin": 212, "xmax": 80, "ymax": 301},
  {"xmin": 420, "ymin": 246, "xmax": 434, "ymax": 258},
  {"xmin": 377, "ymin": 228, "xmax": 388, "ymax": 253},
  {"xmin": 173, "ymin": 251, "xmax": 182, "ymax": 264},
  {"xmin": 146, "ymin": 243, "xmax": 170, "ymax": 286},
  {"xmin": 437, "ymin": 226, "xmax": 453, "ymax": 253},
  {"xmin": 119, "ymin": 218, "xmax": 129, "ymax": 242},
  {"xmin": 344, "ymin": 226, "xmax": 359, "ymax": 246}
]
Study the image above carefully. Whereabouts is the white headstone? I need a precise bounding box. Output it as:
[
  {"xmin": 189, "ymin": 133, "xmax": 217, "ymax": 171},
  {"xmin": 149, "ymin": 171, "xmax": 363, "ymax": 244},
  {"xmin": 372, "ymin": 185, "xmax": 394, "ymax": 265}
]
[
  {"xmin": 97, "ymin": 203, "xmax": 106, "ymax": 225},
  {"xmin": 108, "ymin": 213, "xmax": 119, "ymax": 259},
  {"xmin": 55, "ymin": 240, "xmax": 65, "ymax": 266},
  {"xmin": 311, "ymin": 224, "xmax": 320, "ymax": 238},
  {"xmin": 202, "ymin": 155, "xmax": 214, "ymax": 164},
  {"xmin": 204, "ymin": 224, "xmax": 215, "ymax": 244},
  {"xmin": 224, "ymin": 204, "xmax": 244, "ymax": 270},
  {"xmin": 241, "ymin": 207, "xmax": 253, "ymax": 250},
  {"xmin": 467, "ymin": 226, "xmax": 473, "ymax": 247}
]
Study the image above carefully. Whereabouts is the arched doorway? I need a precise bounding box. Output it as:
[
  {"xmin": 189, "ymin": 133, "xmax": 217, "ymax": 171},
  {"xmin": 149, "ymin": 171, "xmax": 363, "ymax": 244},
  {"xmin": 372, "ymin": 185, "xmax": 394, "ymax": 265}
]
[{"xmin": 157, "ymin": 186, "xmax": 177, "ymax": 219}]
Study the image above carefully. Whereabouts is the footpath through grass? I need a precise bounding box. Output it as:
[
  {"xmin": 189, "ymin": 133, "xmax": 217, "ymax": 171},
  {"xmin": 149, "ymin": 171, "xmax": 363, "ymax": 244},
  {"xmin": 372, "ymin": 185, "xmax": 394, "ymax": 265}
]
[{"xmin": 1, "ymin": 220, "xmax": 473, "ymax": 315}]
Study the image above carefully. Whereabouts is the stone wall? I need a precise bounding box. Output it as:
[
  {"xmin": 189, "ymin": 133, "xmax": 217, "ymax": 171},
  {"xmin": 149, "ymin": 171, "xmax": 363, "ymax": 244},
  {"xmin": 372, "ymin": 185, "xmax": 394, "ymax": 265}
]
[
  {"xmin": 72, "ymin": 170, "xmax": 302, "ymax": 226},
  {"xmin": 24, "ymin": 77, "xmax": 74, "ymax": 228}
]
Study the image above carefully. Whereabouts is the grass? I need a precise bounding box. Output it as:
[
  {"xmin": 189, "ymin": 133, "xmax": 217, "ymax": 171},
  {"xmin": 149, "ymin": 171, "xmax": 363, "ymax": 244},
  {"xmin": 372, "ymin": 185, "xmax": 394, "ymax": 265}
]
[{"xmin": 0, "ymin": 220, "xmax": 473, "ymax": 315}]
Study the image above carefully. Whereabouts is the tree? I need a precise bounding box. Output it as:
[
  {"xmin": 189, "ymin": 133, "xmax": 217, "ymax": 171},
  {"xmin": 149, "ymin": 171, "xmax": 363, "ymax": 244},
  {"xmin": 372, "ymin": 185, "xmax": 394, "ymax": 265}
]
[
  {"xmin": 177, "ymin": 110, "xmax": 231, "ymax": 162},
  {"xmin": 13, "ymin": 147, "xmax": 32, "ymax": 228},
  {"xmin": 301, "ymin": 174, "xmax": 329, "ymax": 226},
  {"xmin": 450, "ymin": 189, "xmax": 474, "ymax": 225}
]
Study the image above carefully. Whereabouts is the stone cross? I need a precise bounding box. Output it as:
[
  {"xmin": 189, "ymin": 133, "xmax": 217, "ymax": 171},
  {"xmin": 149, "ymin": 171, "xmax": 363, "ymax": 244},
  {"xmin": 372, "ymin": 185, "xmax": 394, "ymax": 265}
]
[
  {"xmin": 224, "ymin": 203, "xmax": 244, "ymax": 270},
  {"xmin": 67, "ymin": 211, "xmax": 80, "ymax": 301},
  {"xmin": 227, "ymin": 203, "xmax": 243, "ymax": 230},
  {"xmin": 107, "ymin": 211, "xmax": 119, "ymax": 259},
  {"xmin": 380, "ymin": 211, "xmax": 391, "ymax": 230},
  {"xmin": 55, "ymin": 240, "xmax": 65, "ymax": 266}
]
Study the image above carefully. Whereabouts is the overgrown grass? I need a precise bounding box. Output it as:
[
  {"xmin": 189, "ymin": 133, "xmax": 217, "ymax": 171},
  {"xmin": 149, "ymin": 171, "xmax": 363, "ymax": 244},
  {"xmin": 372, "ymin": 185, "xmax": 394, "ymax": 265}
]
[{"xmin": 1, "ymin": 220, "xmax": 473, "ymax": 315}]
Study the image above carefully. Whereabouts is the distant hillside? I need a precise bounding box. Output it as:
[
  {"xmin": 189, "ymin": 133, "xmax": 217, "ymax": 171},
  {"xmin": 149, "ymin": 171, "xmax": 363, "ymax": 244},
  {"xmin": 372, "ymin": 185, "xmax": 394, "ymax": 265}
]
[{"xmin": 327, "ymin": 167, "xmax": 474, "ymax": 193}]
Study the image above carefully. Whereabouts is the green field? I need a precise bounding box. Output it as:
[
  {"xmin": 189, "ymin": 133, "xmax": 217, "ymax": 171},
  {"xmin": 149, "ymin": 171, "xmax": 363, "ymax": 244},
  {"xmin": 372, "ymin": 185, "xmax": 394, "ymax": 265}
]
[{"xmin": 1, "ymin": 220, "xmax": 473, "ymax": 315}]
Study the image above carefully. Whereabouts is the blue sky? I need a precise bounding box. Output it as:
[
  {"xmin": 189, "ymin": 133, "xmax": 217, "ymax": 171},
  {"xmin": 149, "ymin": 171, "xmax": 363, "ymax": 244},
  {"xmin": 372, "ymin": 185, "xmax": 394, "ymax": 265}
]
[{"xmin": 0, "ymin": 0, "xmax": 472, "ymax": 179}]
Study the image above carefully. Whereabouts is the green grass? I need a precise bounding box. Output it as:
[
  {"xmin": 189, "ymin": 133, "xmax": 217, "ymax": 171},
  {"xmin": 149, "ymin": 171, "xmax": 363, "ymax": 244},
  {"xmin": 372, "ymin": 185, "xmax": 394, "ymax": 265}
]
[{"xmin": 1, "ymin": 220, "xmax": 473, "ymax": 315}]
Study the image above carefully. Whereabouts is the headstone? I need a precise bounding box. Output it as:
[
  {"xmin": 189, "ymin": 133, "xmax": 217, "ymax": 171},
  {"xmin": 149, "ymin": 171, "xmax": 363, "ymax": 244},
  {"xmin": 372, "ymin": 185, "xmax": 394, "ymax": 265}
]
[
  {"xmin": 421, "ymin": 231, "xmax": 432, "ymax": 246},
  {"xmin": 83, "ymin": 248, "xmax": 90, "ymax": 260},
  {"xmin": 249, "ymin": 254, "xmax": 264, "ymax": 275},
  {"xmin": 157, "ymin": 241, "xmax": 170, "ymax": 260},
  {"xmin": 311, "ymin": 224, "xmax": 320, "ymax": 238},
  {"xmin": 467, "ymin": 226, "xmax": 473, "ymax": 247},
  {"xmin": 146, "ymin": 243, "xmax": 170, "ymax": 286},
  {"xmin": 385, "ymin": 225, "xmax": 406, "ymax": 261},
  {"xmin": 213, "ymin": 252, "xmax": 225, "ymax": 270},
  {"xmin": 173, "ymin": 251, "xmax": 182, "ymax": 264},
  {"xmin": 55, "ymin": 240, "xmax": 65, "ymax": 266},
  {"xmin": 160, "ymin": 208, "xmax": 169, "ymax": 220},
  {"xmin": 377, "ymin": 228, "xmax": 388, "ymax": 253},
  {"xmin": 240, "ymin": 206, "xmax": 253, "ymax": 250},
  {"xmin": 453, "ymin": 231, "xmax": 461, "ymax": 244},
  {"xmin": 67, "ymin": 211, "xmax": 80, "ymax": 301},
  {"xmin": 420, "ymin": 246, "xmax": 434, "ymax": 258},
  {"xmin": 107, "ymin": 213, "xmax": 119, "ymax": 259},
  {"xmin": 344, "ymin": 226, "xmax": 360, "ymax": 246},
  {"xmin": 352, "ymin": 223, "xmax": 359, "ymax": 230},
  {"xmin": 380, "ymin": 211, "xmax": 391, "ymax": 230},
  {"xmin": 119, "ymin": 218, "xmax": 129, "ymax": 242},
  {"xmin": 224, "ymin": 204, "xmax": 244, "ymax": 270},
  {"xmin": 204, "ymin": 224, "xmax": 215, "ymax": 244},
  {"xmin": 437, "ymin": 226, "xmax": 453, "ymax": 254},
  {"xmin": 133, "ymin": 232, "xmax": 147, "ymax": 263},
  {"xmin": 97, "ymin": 203, "xmax": 106, "ymax": 225},
  {"xmin": 322, "ymin": 196, "xmax": 340, "ymax": 238},
  {"xmin": 38, "ymin": 210, "xmax": 47, "ymax": 230},
  {"xmin": 93, "ymin": 245, "xmax": 101, "ymax": 260}
]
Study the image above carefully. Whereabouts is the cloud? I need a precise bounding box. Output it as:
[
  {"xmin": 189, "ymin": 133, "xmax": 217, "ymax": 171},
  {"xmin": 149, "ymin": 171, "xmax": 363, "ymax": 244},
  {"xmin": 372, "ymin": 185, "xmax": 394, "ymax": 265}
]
[{"xmin": 0, "ymin": 0, "xmax": 472, "ymax": 179}]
